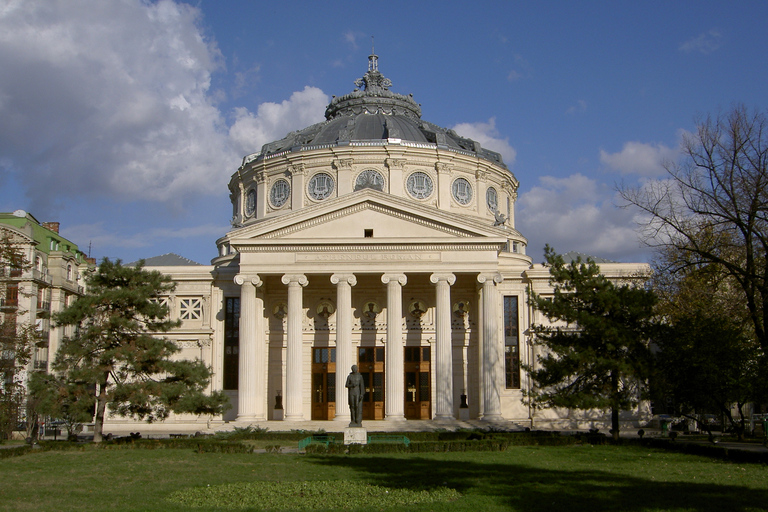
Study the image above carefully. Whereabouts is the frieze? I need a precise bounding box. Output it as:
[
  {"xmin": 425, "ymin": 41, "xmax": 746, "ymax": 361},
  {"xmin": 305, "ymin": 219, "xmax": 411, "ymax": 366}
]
[{"xmin": 297, "ymin": 252, "xmax": 440, "ymax": 263}]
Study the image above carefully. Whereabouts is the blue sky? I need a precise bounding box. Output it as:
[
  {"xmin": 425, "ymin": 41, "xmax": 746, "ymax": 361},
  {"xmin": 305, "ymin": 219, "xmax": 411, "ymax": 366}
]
[{"xmin": 1, "ymin": 0, "xmax": 766, "ymax": 264}]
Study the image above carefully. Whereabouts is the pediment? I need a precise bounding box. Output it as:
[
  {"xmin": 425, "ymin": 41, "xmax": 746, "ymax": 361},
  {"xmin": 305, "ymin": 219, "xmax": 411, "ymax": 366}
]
[{"xmin": 228, "ymin": 189, "xmax": 515, "ymax": 244}]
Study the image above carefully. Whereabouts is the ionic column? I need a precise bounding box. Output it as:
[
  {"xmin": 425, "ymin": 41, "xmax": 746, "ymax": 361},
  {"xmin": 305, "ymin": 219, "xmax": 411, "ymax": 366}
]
[
  {"xmin": 281, "ymin": 274, "xmax": 308, "ymax": 420},
  {"xmin": 331, "ymin": 273, "xmax": 357, "ymax": 422},
  {"xmin": 430, "ymin": 272, "xmax": 456, "ymax": 419},
  {"xmin": 382, "ymin": 273, "xmax": 407, "ymax": 421},
  {"xmin": 478, "ymin": 273, "xmax": 504, "ymax": 420},
  {"xmin": 235, "ymin": 274, "xmax": 265, "ymax": 422}
]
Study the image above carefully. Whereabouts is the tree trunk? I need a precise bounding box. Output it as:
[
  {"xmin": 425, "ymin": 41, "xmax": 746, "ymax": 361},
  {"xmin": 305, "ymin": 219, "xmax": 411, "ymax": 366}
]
[{"xmin": 92, "ymin": 375, "xmax": 109, "ymax": 443}]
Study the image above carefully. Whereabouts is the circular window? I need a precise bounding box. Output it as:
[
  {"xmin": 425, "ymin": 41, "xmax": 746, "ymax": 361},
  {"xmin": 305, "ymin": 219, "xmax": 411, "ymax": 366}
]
[
  {"xmin": 355, "ymin": 169, "xmax": 385, "ymax": 191},
  {"xmin": 245, "ymin": 189, "xmax": 257, "ymax": 216},
  {"xmin": 270, "ymin": 179, "xmax": 291, "ymax": 208},
  {"xmin": 486, "ymin": 186, "xmax": 498, "ymax": 212},
  {"xmin": 308, "ymin": 173, "xmax": 335, "ymax": 201},
  {"xmin": 452, "ymin": 177, "xmax": 473, "ymax": 205},
  {"xmin": 406, "ymin": 172, "xmax": 434, "ymax": 199}
]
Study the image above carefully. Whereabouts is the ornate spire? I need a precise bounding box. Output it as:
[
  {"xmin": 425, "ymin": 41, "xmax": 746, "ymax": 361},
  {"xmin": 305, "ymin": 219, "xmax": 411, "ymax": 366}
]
[
  {"xmin": 354, "ymin": 45, "xmax": 392, "ymax": 95},
  {"xmin": 369, "ymin": 36, "xmax": 378, "ymax": 72}
]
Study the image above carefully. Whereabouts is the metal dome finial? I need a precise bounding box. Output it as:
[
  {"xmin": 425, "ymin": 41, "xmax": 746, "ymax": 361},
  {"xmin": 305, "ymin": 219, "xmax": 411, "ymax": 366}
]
[{"xmin": 368, "ymin": 37, "xmax": 378, "ymax": 73}]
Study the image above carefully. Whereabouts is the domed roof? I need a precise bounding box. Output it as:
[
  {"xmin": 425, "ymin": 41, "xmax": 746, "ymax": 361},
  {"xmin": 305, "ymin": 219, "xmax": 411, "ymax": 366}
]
[{"xmin": 247, "ymin": 53, "xmax": 506, "ymax": 169}]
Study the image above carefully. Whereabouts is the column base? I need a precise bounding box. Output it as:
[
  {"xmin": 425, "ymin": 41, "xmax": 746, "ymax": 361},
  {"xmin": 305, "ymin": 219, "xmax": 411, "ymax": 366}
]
[
  {"xmin": 434, "ymin": 413, "xmax": 456, "ymax": 421},
  {"xmin": 235, "ymin": 415, "xmax": 267, "ymax": 423},
  {"xmin": 284, "ymin": 414, "xmax": 304, "ymax": 421},
  {"xmin": 384, "ymin": 414, "xmax": 407, "ymax": 422},
  {"xmin": 481, "ymin": 413, "xmax": 504, "ymax": 421}
]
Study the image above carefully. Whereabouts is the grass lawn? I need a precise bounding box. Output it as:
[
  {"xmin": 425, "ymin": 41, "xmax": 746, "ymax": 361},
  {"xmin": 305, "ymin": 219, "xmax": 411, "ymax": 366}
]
[{"xmin": 1, "ymin": 444, "xmax": 767, "ymax": 511}]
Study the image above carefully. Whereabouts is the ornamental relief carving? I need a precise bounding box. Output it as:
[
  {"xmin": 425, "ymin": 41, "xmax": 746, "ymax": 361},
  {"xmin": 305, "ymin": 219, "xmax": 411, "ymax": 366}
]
[
  {"xmin": 332, "ymin": 158, "xmax": 354, "ymax": 170},
  {"xmin": 288, "ymin": 163, "xmax": 306, "ymax": 175}
]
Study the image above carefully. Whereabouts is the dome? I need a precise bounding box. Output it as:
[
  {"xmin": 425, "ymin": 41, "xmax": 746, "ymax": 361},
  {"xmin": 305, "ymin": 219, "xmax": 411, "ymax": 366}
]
[{"xmin": 248, "ymin": 53, "xmax": 507, "ymax": 170}]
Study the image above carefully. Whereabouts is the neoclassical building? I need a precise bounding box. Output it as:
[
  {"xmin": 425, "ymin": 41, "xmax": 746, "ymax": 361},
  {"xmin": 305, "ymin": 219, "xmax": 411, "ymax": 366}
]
[{"xmin": 135, "ymin": 54, "xmax": 648, "ymax": 430}]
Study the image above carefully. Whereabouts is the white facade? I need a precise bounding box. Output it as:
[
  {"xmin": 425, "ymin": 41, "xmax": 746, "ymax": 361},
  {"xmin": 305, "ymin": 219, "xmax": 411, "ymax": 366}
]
[{"xmin": 132, "ymin": 55, "xmax": 650, "ymax": 431}]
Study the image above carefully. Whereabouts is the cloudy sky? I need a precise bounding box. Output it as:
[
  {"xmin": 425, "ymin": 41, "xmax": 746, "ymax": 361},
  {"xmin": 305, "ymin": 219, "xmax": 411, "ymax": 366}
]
[{"xmin": 1, "ymin": 0, "xmax": 766, "ymax": 265}]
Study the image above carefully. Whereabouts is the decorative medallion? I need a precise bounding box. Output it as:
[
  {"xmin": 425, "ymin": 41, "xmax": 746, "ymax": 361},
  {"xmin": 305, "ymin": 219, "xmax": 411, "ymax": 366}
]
[
  {"xmin": 408, "ymin": 300, "xmax": 428, "ymax": 318},
  {"xmin": 273, "ymin": 302, "xmax": 287, "ymax": 319},
  {"xmin": 451, "ymin": 177, "xmax": 473, "ymax": 205},
  {"xmin": 354, "ymin": 169, "xmax": 385, "ymax": 191},
  {"xmin": 270, "ymin": 179, "xmax": 290, "ymax": 208},
  {"xmin": 406, "ymin": 172, "xmax": 433, "ymax": 200},
  {"xmin": 453, "ymin": 300, "xmax": 470, "ymax": 317},
  {"xmin": 486, "ymin": 186, "xmax": 498, "ymax": 212},
  {"xmin": 316, "ymin": 300, "xmax": 335, "ymax": 319},
  {"xmin": 362, "ymin": 301, "xmax": 381, "ymax": 320},
  {"xmin": 245, "ymin": 189, "xmax": 256, "ymax": 216},
  {"xmin": 308, "ymin": 172, "xmax": 335, "ymax": 200}
]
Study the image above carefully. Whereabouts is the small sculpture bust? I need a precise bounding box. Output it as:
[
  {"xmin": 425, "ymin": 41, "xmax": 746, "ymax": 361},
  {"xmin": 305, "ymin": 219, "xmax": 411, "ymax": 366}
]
[{"xmin": 345, "ymin": 365, "xmax": 365, "ymax": 427}]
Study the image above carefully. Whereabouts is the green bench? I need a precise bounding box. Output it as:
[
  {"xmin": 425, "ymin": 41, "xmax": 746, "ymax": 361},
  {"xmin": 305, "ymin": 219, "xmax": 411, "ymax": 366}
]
[
  {"xmin": 298, "ymin": 435, "xmax": 337, "ymax": 450},
  {"xmin": 367, "ymin": 435, "xmax": 410, "ymax": 446}
]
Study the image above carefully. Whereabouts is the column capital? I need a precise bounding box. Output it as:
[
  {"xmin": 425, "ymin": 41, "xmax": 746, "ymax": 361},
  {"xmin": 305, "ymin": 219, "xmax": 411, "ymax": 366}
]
[
  {"xmin": 477, "ymin": 272, "xmax": 503, "ymax": 285},
  {"xmin": 430, "ymin": 272, "xmax": 456, "ymax": 286},
  {"xmin": 381, "ymin": 273, "xmax": 407, "ymax": 286},
  {"xmin": 234, "ymin": 274, "xmax": 263, "ymax": 287},
  {"xmin": 330, "ymin": 273, "xmax": 357, "ymax": 287},
  {"xmin": 281, "ymin": 274, "xmax": 308, "ymax": 287}
]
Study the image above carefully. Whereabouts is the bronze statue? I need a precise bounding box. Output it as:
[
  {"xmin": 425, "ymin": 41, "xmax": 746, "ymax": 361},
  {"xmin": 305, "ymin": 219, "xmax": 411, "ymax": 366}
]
[{"xmin": 345, "ymin": 365, "xmax": 365, "ymax": 427}]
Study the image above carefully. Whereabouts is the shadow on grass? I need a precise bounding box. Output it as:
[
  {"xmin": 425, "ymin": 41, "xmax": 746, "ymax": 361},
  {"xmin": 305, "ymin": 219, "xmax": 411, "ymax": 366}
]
[{"xmin": 307, "ymin": 453, "xmax": 768, "ymax": 512}]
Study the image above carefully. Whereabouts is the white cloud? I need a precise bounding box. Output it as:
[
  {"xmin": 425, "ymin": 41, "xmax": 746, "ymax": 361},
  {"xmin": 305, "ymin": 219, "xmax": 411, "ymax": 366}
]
[
  {"xmin": 228, "ymin": 86, "xmax": 329, "ymax": 156},
  {"xmin": 679, "ymin": 29, "xmax": 722, "ymax": 54},
  {"xmin": 517, "ymin": 174, "xmax": 643, "ymax": 262},
  {"xmin": 451, "ymin": 118, "xmax": 517, "ymax": 166},
  {"xmin": 61, "ymin": 221, "xmax": 228, "ymax": 250},
  {"xmin": 0, "ymin": 0, "xmax": 334, "ymax": 220},
  {"xmin": 600, "ymin": 141, "xmax": 678, "ymax": 177},
  {"xmin": 0, "ymin": 0, "xmax": 236, "ymax": 214}
]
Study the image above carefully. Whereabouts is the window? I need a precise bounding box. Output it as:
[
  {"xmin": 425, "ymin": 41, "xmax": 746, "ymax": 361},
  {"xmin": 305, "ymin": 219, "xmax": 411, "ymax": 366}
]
[
  {"xmin": 66, "ymin": 264, "xmax": 73, "ymax": 281},
  {"xmin": 451, "ymin": 177, "xmax": 473, "ymax": 205},
  {"xmin": 179, "ymin": 297, "xmax": 203, "ymax": 320},
  {"xmin": 364, "ymin": 229, "xmax": 373, "ymax": 238},
  {"xmin": 504, "ymin": 295, "xmax": 521, "ymax": 389},
  {"xmin": 406, "ymin": 172, "xmax": 433, "ymax": 199},
  {"xmin": 223, "ymin": 297, "xmax": 240, "ymax": 390}
]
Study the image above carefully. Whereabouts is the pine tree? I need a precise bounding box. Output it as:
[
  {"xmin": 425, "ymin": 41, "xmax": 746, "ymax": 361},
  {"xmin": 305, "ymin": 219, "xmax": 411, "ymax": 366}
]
[
  {"xmin": 34, "ymin": 259, "xmax": 228, "ymax": 442},
  {"xmin": 526, "ymin": 246, "xmax": 657, "ymax": 440}
]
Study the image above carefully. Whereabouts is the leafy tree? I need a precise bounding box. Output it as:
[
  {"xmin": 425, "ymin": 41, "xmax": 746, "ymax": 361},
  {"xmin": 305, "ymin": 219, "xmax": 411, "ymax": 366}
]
[
  {"xmin": 654, "ymin": 313, "xmax": 761, "ymax": 441},
  {"xmin": 620, "ymin": 105, "xmax": 768, "ymax": 353},
  {"xmin": 525, "ymin": 246, "xmax": 657, "ymax": 440},
  {"xmin": 0, "ymin": 233, "xmax": 38, "ymax": 440},
  {"xmin": 650, "ymin": 247, "xmax": 765, "ymax": 439},
  {"xmin": 35, "ymin": 259, "xmax": 228, "ymax": 442}
]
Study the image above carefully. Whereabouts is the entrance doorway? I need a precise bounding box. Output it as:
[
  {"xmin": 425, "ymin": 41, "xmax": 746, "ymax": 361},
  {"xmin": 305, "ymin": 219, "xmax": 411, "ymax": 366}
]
[
  {"xmin": 311, "ymin": 347, "xmax": 335, "ymax": 420},
  {"xmin": 358, "ymin": 347, "xmax": 385, "ymax": 420},
  {"xmin": 405, "ymin": 346, "xmax": 431, "ymax": 419}
]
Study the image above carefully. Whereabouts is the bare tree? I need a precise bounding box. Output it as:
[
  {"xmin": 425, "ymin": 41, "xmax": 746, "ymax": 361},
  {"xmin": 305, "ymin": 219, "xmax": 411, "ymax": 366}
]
[{"xmin": 620, "ymin": 105, "xmax": 768, "ymax": 351}]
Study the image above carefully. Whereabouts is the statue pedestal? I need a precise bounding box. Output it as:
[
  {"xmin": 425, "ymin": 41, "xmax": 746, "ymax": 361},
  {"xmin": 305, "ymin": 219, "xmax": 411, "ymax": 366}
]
[{"xmin": 344, "ymin": 427, "xmax": 367, "ymax": 445}]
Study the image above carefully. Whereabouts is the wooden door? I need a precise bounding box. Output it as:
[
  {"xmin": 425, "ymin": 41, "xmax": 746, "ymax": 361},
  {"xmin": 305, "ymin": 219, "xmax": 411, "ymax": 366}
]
[
  {"xmin": 311, "ymin": 347, "xmax": 336, "ymax": 420},
  {"xmin": 358, "ymin": 347, "xmax": 385, "ymax": 420},
  {"xmin": 404, "ymin": 346, "xmax": 431, "ymax": 419}
]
